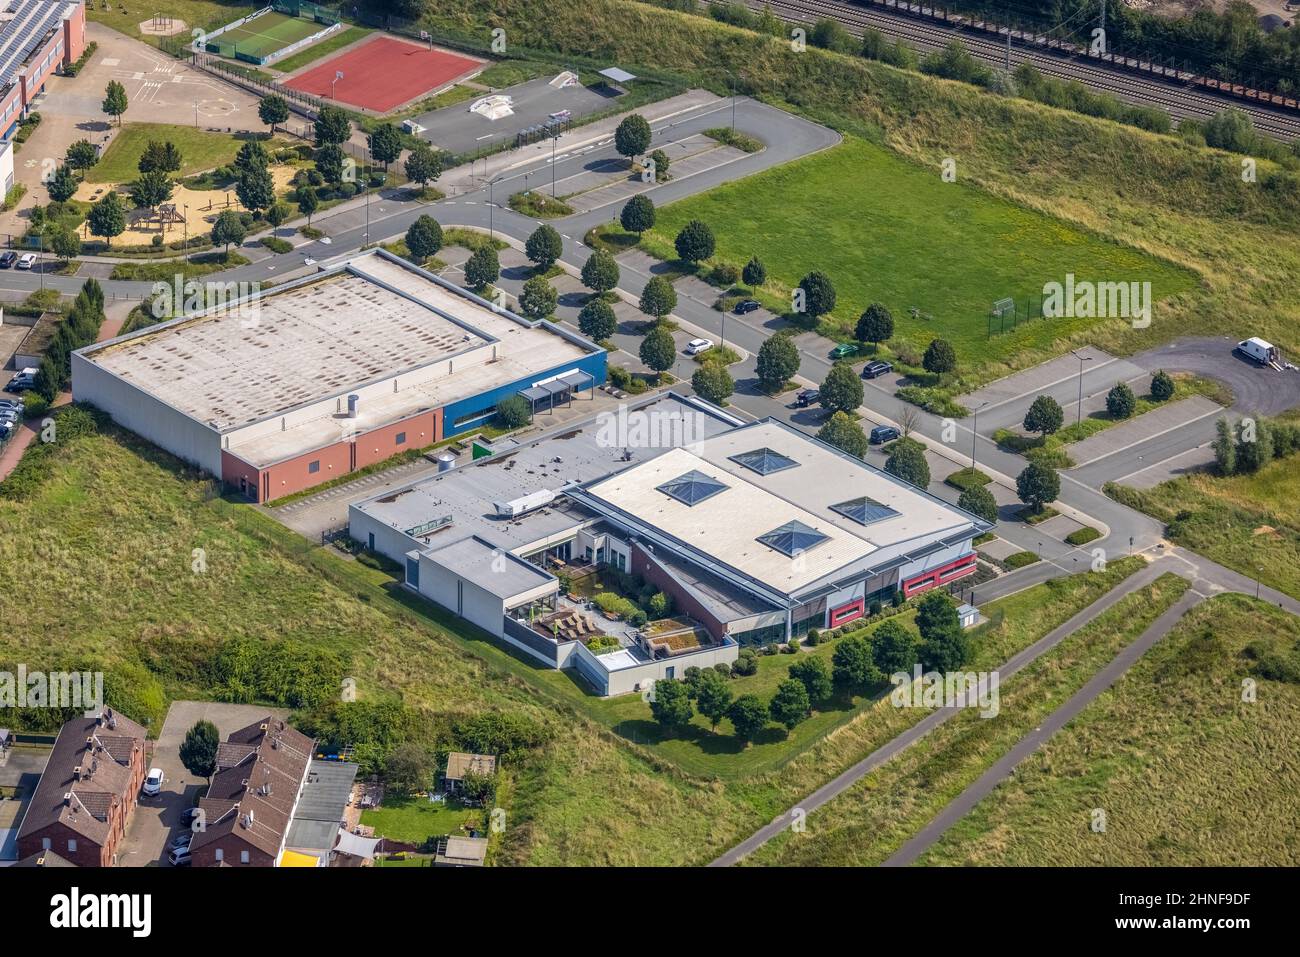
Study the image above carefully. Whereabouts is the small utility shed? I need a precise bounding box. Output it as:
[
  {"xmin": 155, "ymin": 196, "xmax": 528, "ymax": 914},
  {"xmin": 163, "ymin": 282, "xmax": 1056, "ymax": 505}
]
[
  {"xmin": 435, "ymin": 835, "xmax": 488, "ymax": 867},
  {"xmin": 443, "ymin": 751, "xmax": 496, "ymax": 794}
]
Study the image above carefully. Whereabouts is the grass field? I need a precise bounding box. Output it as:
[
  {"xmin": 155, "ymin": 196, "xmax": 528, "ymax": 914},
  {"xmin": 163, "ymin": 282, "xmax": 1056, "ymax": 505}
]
[
  {"xmin": 207, "ymin": 10, "xmax": 321, "ymax": 59},
  {"xmin": 1108, "ymin": 443, "xmax": 1300, "ymax": 600},
  {"xmin": 87, "ymin": 123, "xmax": 260, "ymax": 184},
  {"xmin": 919, "ymin": 595, "xmax": 1300, "ymax": 865},
  {"xmin": 466, "ymin": 555, "xmax": 1151, "ymax": 784},
  {"xmin": 636, "ymin": 136, "xmax": 1198, "ymax": 380},
  {"xmin": 271, "ymin": 24, "xmax": 371, "ymax": 73},
  {"xmin": 748, "ymin": 573, "xmax": 1190, "ymax": 866}
]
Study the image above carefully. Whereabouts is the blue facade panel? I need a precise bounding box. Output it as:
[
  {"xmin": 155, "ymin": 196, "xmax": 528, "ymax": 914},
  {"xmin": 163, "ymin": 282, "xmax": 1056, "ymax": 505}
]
[{"xmin": 441, "ymin": 349, "xmax": 607, "ymax": 437}]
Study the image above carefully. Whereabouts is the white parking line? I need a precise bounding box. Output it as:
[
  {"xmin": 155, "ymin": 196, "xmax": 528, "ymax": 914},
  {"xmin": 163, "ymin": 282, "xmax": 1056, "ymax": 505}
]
[{"xmin": 1071, "ymin": 406, "xmax": 1222, "ymax": 469}]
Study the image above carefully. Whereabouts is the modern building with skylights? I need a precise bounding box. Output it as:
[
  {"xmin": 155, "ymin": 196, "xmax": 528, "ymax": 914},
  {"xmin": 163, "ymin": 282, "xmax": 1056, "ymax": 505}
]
[
  {"xmin": 349, "ymin": 399, "xmax": 990, "ymax": 694},
  {"xmin": 567, "ymin": 417, "xmax": 990, "ymax": 645}
]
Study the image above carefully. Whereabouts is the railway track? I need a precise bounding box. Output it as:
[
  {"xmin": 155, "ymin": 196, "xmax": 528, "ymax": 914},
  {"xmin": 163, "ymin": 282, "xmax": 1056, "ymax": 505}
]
[{"xmin": 740, "ymin": 0, "xmax": 1300, "ymax": 140}]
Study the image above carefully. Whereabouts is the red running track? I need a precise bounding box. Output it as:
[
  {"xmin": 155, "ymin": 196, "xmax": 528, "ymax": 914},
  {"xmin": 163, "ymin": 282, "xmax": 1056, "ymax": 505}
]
[{"xmin": 283, "ymin": 36, "xmax": 482, "ymax": 113}]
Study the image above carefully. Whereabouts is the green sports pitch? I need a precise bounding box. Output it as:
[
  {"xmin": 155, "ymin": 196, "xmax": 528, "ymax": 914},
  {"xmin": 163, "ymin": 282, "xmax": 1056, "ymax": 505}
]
[{"xmin": 207, "ymin": 11, "xmax": 321, "ymax": 59}]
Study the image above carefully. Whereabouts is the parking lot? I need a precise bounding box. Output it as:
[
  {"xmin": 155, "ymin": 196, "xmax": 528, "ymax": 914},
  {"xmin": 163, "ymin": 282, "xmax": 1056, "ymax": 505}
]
[{"xmin": 119, "ymin": 701, "xmax": 289, "ymax": 867}]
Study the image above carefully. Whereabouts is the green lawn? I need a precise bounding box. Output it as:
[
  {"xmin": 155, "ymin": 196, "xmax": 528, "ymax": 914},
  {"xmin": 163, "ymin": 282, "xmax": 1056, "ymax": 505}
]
[
  {"xmin": 638, "ymin": 136, "xmax": 1199, "ymax": 381},
  {"xmin": 361, "ymin": 795, "xmax": 483, "ymax": 844},
  {"xmin": 920, "ymin": 594, "xmax": 1300, "ymax": 865},
  {"xmin": 271, "ymin": 25, "xmax": 372, "ymax": 73},
  {"xmin": 89, "ymin": 1, "xmax": 258, "ymax": 44},
  {"xmin": 87, "ymin": 124, "xmax": 262, "ymax": 184},
  {"xmin": 749, "ymin": 573, "xmax": 1190, "ymax": 865}
]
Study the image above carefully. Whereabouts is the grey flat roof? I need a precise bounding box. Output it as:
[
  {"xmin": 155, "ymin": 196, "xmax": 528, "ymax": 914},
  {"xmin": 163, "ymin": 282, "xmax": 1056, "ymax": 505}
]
[
  {"xmin": 285, "ymin": 818, "xmax": 338, "ymax": 857},
  {"xmin": 421, "ymin": 535, "xmax": 556, "ymax": 601},
  {"xmin": 599, "ymin": 67, "xmax": 637, "ymax": 83},
  {"xmin": 352, "ymin": 392, "xmax": 741, "ymax": 556},
  {"xmin": 294, "ymin": 760, "xmax": 359, "ymax": 822},
  {"xmin": 79, "ymin": 251, "xmax": 596, "ymax": 445}
]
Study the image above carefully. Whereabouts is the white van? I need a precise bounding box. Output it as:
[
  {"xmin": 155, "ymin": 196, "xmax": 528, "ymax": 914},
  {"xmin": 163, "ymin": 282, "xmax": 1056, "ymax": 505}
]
[{"xmin": 1236, "ymin": 338, "xmax": 1281, "ymax": 367}]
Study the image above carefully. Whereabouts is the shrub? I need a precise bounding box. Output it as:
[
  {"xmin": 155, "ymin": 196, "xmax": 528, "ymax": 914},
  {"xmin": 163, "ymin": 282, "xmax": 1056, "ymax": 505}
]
[
  {"xmin": 708, "ymin": 262, "xmax": 739, "ymax": 286},
  {"xmin": 495, "ymin": 395, "xmax": 532, "ymax": 429},
  {"xmin": 731, "ymin": 653, "xmax": 758, "ymax": 677},
  {"xmin": 1106, "ymin": 382, "xmax": 1137, "ymax": 418},
  {"xmin": 1065, "ymin": 526, "xmax": 1102, "ymax": 546},
  {"xmin": 923, "ymin": 338, "xmax": 957, "ymax": 375},
  {"xmin": 1004, "ymin": 551, "xmax": 1041, "ymax": 569},
  {"xmin": 1150, "ymin": 370, "xmax": 1175, "ymax": 401}
]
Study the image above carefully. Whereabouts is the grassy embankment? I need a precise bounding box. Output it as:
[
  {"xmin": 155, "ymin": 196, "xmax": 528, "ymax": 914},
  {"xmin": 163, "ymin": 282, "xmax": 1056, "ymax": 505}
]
[{"xmin": 920, "ymin": 594, "xmax": 1300, "ymax": 866}]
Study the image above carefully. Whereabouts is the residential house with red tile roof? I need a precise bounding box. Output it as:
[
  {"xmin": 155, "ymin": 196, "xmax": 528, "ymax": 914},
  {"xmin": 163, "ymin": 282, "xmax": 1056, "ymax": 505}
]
[
  {"xmin": 15, "ymin": 708, "xmax": 147, "ymax": 867},
  {"xmin": 189, "ymin": 717, "xmax": 315, "ymax": 867}
]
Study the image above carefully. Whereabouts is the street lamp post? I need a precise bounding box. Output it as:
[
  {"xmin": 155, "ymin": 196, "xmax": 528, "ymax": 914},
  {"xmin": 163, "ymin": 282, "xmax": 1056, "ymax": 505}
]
[
  {"xmin": 183, "ymin": 205, "xmax": 189, "ymax": 264},
  {"xmin": 971, "ymin": 401, "xmax": 986, "ymax": 469},
  {"xmin": 1257, "ymin": 567, "xmax": 1264, "ymax": 599},
  {"xmin": 551, "ymin": 134, "xmax": 558, "ymax": 198},
  {"xmin": 1071, "ymin": 348, "xmax": 1093, "ymax": 425}
]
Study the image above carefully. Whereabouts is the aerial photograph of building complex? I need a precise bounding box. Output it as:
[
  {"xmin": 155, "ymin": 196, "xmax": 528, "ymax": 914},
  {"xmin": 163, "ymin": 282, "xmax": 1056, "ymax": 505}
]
[{"xmin": 0, "ymin": 0, "xmax": 1294, "ymax": 934}]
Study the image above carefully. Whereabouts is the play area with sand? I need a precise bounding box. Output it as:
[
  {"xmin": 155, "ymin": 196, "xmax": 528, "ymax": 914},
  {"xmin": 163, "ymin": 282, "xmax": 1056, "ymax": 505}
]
[{"xmin": 73, "ymin": 166, "xmax": 296, "ymax": 246}]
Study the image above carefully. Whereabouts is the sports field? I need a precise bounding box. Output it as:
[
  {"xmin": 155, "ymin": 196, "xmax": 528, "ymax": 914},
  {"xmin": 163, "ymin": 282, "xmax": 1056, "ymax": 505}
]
[
  {"xmin": 208, "ymin": 10, "xmax": 321, "ymax": 59},
  {"xmin": 282, "ymin": 35, "xmax": 484, "ymax": 113}
]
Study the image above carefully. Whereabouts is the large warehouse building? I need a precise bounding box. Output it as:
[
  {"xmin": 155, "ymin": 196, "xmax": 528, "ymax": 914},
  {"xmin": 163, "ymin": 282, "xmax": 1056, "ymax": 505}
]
[
  {"xmin": 72, "ymin": 250, "xmax": 607, "ymax": 502},
  {"xmin": 349, "ymin": 395, "xmax": 990, "ymax": 696}
]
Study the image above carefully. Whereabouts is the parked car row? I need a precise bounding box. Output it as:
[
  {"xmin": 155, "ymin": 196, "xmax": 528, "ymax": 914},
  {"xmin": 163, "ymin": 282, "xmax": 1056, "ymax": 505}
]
[{"xmin": 0, "ymin": 251, "xmax": 37, "ymax": 269}]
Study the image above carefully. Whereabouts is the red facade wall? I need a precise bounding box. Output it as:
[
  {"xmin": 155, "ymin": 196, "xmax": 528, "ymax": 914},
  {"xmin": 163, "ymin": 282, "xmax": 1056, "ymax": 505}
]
[
  {"xmin": 901, "ymin": 553, "xmax": 977, "ymax": 598},
  {"xmin": 353, "ymin": 410, "xmax": 439, "ymax": 470},
  {"xmin": 64, "ymin": 3, "xmax": 86, "ymax": 64},
  {"xmin": 829, "ymin": 597, "xmax": 865, "ymax": 629},
  {"xmin": 17, "ymin": 744, "xmax": 144, "ymax": 867},
  {"xmin": 191, "ymin": 836, "xmax": 276, "ymax": 868},
  {"xmin": 222, "ymin": 409, "xmax": 443, "ymax": 503}
]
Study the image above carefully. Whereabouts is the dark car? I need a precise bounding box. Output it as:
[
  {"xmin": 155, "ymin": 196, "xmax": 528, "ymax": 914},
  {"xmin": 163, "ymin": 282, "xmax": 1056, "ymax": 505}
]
[
  {"xmin": 0, "ymin": 251, "xmax": 16, "ymax": 268},
  {"xmin": 869, "ymin": 425, "xmax": 901, "ymax": 445},
  {"xmin": 795, "ymin": 388, "xmax": 820, "ymax": 407},
  {"xmin": 734, "ymin": 299, "xmax": 761, "ymax": 315},
  {"xmin": 861, "ymin": 360, "xmax": 893, "ymax": 379}
]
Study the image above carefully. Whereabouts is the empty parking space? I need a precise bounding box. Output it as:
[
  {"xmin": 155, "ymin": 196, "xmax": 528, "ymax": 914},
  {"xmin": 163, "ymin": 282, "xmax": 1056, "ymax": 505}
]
[
  {"xmin": 1066, "ymin": 395, "xmax": 1223, "ymax": 467},
  {"xmin": 1112, "ymin": 444, "xmax": 1218, "ymax": 489}
]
